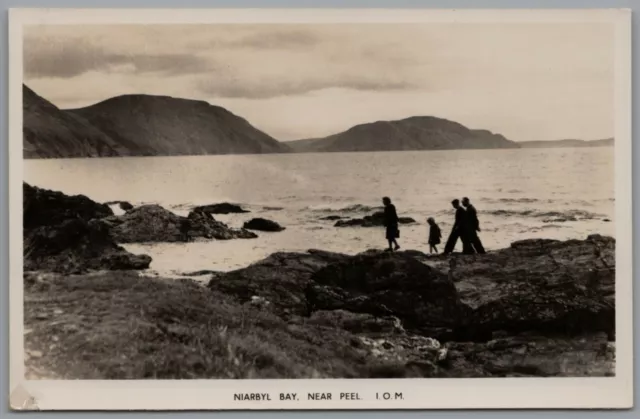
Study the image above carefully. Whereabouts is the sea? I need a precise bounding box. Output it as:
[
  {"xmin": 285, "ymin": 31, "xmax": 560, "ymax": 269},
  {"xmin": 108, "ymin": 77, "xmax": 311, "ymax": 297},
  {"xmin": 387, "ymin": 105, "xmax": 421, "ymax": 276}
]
[{"xmin": 24, "ymin": 148, "xmax": 615, "ymax": 277}]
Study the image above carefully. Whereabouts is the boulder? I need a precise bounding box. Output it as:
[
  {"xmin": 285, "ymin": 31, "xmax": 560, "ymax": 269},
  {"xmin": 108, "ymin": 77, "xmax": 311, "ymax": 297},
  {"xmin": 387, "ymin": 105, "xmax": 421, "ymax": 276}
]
[
  {"xmin": 208, "ymin": 250, "xmax": 350, "ymax": 316},
  {"xmin": 23, "ymin": 183, "xmax": 113, "ymax": 229},
  {"xmin": 192, "ymin": 203, "xmax": 249, "ymax": 214},
  {"xmin": 24, "ymin": 218, "xmax": 151, "ymax": 273},
  {"xmin": 208, "ymin": 249, "xmax": 470, "ymax": 340},
  {"xmin": 119, "ymin": 201, "xmax": 134, "ymax": 211},
  {"xmin": 23, "ymin": 183, "xmax": 151, "ymax": 274},
  {"xmin": 243, "ymin": 217, "xmax": 286, "ymax": 232},
  {"xmin": 104, "ymin": 205, "xmax": 257, "ymax": 243},
  {"xmin": 334, "ymin": 211, "xmax": 416, "ymax": 227},
  {"xmin": 449, "ymin": 234, "xmax": 615, "ymax": 338},
  {"xmin": 308, "ymin": 252, "xmax": 471, "ymax": 340},
  {"xmin": 187, "ymin": 209, "xmax": 257, "ymax": 240}
]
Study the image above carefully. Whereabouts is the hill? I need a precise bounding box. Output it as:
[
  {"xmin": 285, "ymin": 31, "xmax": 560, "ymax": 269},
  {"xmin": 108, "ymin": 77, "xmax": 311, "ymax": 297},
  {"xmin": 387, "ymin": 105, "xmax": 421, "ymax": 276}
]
[
  {"xmin": 23, "ymin": 85, "xmax": 127, "ymax": 158},
  {"xmin": 285, "ymin": 116, "xmax": 519, "ymax": 153},
  {"xmin": 66, "ymin": 94, "xmax": 290, "ymax": 156},
  {"xmin": 518, "ymin": 138, "xmax": 614, "ymax": 149}
]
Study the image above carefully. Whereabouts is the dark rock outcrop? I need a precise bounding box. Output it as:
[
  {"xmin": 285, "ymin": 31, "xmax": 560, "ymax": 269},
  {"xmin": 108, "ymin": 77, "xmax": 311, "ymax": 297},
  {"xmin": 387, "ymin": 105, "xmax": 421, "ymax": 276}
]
[
  {"xmin": 208, "ymin": 235, "xmax": 615, "ymax": 344},
  {"xmin": 243, "ymin": 218, "xmax": 286, "ymax": 232},
  {"xmin": 449, "ymin": 234, "xmax": 615, "ymax": 339},
  {"xmin": 103, "ymin": 205, "xmax": 257, "ymax": 243},
  {"xmin": 24, "ymin": 219, "xmax": 152, "ymax": 273},
  {"xmin": 335, "ymin": 211, "xmax": 416, "ymax": 228},
  {"xmin": 192, "ymin": 203, "xmax": 249, "ymax": 214},
  {"xmin": 24, "ymin": 183, "xmax": 113, "ymax": 229},
  {"xmin": 23, "ymin": 184, "xmax": 152, "ymax": 273},
  {"xmin": 208, "ymin": 250, "xmax": 350, "ymax": 316}
]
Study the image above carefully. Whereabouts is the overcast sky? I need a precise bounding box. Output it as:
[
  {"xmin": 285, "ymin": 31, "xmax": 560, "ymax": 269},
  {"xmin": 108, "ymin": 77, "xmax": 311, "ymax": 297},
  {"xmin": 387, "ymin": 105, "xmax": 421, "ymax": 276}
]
[{"xmin": 23, "ymin": 23, "xmax": 614, "ymax": 142}]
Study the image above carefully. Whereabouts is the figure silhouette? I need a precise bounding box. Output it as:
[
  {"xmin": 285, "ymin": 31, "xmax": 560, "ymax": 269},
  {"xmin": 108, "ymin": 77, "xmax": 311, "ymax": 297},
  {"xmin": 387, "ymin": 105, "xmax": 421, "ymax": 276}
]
[
  {"xmin": 382, "ymin": 196, "xmax": 400, "ymax": 252},
  {"xmin": 444, "ymin": 199, "xmax": 474, "ymax": 255},
  {"xmin": 462, "ymin": 197, "xmax": 486, "ymax": 254},
  {"xmin": 427, "ymin": 217, "xmax": 442, "ymax": 254}
]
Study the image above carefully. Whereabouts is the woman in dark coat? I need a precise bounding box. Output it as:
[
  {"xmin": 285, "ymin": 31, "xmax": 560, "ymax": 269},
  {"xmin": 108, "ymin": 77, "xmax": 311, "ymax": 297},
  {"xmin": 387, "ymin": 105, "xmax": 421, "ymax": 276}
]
[
  {"xmin": 427, "ymin": 217, "xmax": 442, "ymax": 254},
  {"xmin": 382, "ymin": 196, "xmax": 400, "ymax": 251}
]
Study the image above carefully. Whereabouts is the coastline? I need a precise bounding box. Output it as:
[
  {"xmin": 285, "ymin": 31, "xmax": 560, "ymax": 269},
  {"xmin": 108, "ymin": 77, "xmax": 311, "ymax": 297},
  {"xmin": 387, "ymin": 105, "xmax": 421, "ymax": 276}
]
[{"xmin": 24, "ymin": 235, "xmax": 616, "ymax": 379}]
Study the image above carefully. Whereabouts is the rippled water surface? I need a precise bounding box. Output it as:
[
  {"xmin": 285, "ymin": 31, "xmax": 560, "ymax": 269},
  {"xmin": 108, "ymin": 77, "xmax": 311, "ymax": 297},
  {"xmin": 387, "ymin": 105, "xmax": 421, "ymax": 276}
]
[{"xmin": 25, "ymin": 148, "xmax": 615, "ymax": 275}]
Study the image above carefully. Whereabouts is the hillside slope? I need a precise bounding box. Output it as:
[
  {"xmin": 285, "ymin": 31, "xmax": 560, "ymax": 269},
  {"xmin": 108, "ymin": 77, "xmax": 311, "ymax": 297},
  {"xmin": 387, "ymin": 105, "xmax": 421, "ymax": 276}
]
[
  {"xmin": 286, "ymin": 116, "xmax": 519, "ymax": 153},
  {"xmin": 67, "ymin": 95, "xmax": 290, "ymax": 156}
]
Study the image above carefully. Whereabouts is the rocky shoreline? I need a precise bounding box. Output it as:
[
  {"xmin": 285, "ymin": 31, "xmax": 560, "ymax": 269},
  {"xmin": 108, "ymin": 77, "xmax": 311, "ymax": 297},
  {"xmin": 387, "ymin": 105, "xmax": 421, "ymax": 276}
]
[{"xmin": 22, "ymin": 183, "xmax": 616, "ymax": 378}]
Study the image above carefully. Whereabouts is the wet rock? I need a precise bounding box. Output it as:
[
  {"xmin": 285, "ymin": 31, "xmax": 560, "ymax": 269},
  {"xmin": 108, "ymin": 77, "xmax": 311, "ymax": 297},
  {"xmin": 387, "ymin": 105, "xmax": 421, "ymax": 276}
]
[
  {"xmin": 243, "ymin": 218, "xmax": 286, "ymax": 232},
  {"xmin": 104, "ymin": 204, "xmax": 257, "ymax": 243},
  {"xmin": 320, "ymin": 215, "xmax": 345, "ymax": 221},
  {"xmin": 335, "ymin": 211, "xmax": 416, "ymax": 228},
  {"xmin": 192, "ymin": 203, "xmax": 249, "ymax": 214}
]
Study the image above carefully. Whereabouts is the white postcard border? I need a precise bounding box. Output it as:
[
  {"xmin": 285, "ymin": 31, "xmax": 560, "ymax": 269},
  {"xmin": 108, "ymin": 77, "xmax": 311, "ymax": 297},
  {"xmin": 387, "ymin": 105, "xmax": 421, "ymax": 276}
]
[{"xmin": 8, "ymin": 7, "xmax": 634, "ymax": 410}]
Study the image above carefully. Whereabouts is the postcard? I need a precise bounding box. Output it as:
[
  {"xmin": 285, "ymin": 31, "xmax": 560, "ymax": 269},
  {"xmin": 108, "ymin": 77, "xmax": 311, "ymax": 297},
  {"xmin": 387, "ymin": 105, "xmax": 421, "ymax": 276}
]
[{"xmin": 8, "ymin": 7, "xmax": 633, "ymax": 410}]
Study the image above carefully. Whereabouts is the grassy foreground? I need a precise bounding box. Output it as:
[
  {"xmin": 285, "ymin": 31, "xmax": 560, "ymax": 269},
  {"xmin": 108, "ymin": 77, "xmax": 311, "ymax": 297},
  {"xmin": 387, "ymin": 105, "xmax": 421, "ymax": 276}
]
[{"xmin": 24, "ymin": 271, "xmax": 379, "ymax": 379}]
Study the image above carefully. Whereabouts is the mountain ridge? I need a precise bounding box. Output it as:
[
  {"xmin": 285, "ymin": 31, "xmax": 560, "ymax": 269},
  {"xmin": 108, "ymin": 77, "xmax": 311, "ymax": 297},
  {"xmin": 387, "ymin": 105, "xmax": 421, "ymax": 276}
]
[
  {"xmin": 285, "ymin": 116, "xmax": 519, "ymax": 153},
  {"xmin": 23, "ymin": 85, "xmax": 290, "ymax": 158}
]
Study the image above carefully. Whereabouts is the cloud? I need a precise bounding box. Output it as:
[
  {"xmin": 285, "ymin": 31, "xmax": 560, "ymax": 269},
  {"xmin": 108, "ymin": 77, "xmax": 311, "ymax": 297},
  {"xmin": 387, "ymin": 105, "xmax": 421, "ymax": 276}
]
[
  {"xmin": 24, "ymin": 38, "xmax": 213, "ymax": 78},
  {"xmin": 230, "ymin": 29, "xmax": 320, "ymax": 49},
  {"xmin": 196, "ymin": 75, "xmax": 416, "ymax": 99}
]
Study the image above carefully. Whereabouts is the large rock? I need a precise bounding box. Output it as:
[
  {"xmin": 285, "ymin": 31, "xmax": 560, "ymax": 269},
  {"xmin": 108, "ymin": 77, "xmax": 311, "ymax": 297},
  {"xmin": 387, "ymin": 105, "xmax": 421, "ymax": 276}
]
[
  {"xmin": 335, "ymin": 211, "xmax": 416, "ymax": 227},
  {"xmin": 308, "ymin": 252, "xmax": 471, "ymax": 340},
  {"xmin": 449, "ymin": 234, "xmax": 615, "ymax": 338},
  {"xmin": 192, "ymin": 203, "xmax": 249, "ymax": 214},
  {"xmin": 24, "ymin": 218, "xmax": 151, "ymax": 273},
  {"xmin": 104, "ymin": 205, "xmax": 257, "ymax": 243},
  {"xmin": 24, "ymin": 183, "xmax": 113, "ymax": 229},
  {"xmin": 23, "ymin": 183, "xmax": 151, "ymax": 273},
  {"xmin": 208, "ymin": 250, "xmax": 470, "ymax": 340},
  {"xmin": 208, "ymin": 250, "xmax": 350, "ymax": 316},
  {"xmin": 243, "ymin": 218, "xmax": 286, "ymax": 232}
]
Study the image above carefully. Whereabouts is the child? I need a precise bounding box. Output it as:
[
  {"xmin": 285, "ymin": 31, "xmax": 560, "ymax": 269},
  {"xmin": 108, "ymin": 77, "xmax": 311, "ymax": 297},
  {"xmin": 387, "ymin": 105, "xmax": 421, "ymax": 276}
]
[{"xmin": 427, "ymin": 217, "xmax": 442, "ymax": 254}]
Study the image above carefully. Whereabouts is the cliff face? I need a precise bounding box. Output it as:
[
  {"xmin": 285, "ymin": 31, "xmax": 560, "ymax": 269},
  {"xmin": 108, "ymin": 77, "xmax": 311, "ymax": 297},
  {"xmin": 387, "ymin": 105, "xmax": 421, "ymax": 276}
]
[
  {"xmin": 286, "ymin": 116, "xmax": 519, "ymax": 153},
  {"xmin": 23, "ymin": 85, "xmax": 127, "ymax": 158},
  {"xmin": 67, "ymin": 94, "xmax": 290, "ymax": 156}
]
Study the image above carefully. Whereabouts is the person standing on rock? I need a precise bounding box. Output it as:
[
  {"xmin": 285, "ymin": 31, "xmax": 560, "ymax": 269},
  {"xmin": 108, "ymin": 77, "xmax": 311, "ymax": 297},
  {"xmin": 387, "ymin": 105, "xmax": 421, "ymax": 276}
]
[
  {"xmin": 382, "ymin": 197, "xmax": 400, "ymax": 252},
  {"xmin": 443, "ymin": 199, "xmax": 474, "ymax": 255},
  {"xmin": 462, "ymin": 197, "xmax": 486, "ymax": 254},
  {"xmin": 427, "ymin": 217, "xmax": 442, "ymax": 254}
]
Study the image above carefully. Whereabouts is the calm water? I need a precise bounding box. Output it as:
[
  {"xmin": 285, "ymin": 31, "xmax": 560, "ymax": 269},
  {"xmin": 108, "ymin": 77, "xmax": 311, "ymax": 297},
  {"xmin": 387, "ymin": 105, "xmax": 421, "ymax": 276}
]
[{"xmin": 24, "ymin": 148, "xmax": 615, "ymax": 276}]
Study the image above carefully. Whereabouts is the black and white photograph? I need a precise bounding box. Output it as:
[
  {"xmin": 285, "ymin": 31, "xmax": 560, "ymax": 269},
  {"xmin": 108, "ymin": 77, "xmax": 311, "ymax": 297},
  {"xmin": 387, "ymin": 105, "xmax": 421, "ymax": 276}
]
[{"xmin": 9, "ymin": 8, "xmax": 633, "ymax": 410}]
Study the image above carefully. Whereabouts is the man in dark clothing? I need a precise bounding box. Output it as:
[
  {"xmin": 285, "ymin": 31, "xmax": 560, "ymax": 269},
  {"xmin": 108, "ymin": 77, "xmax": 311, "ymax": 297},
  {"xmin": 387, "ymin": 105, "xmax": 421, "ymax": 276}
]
[
  {"xmin": 382, "ymin": 196, "xmax": 400, "ymax": 252},
  {"xmin": 462, "ymin": 197, "xmax": 486, "ymax": 254},
  {"xmin": 443, "ymin": 199, "xmax": 474, "ymax": 255}
]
